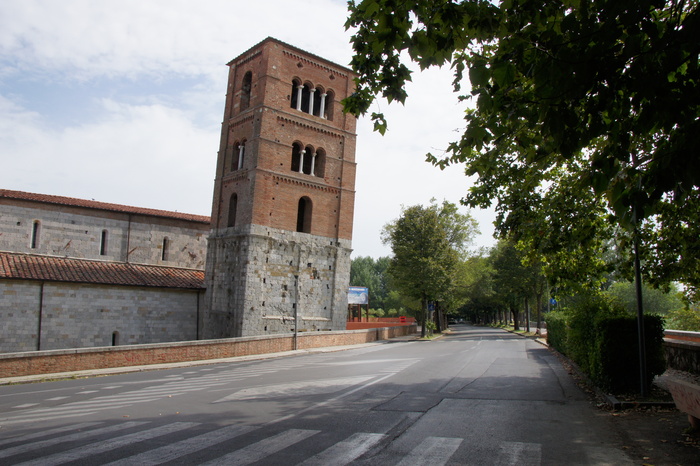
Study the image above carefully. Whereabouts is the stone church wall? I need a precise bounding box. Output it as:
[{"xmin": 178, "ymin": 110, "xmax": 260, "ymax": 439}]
[
  {"xmin": 0, "ymin": 278, "xmax": 201, "ymax": 353},
  {"xmin": 0, "ymin": 198, "xmax": 209, "ymax": 269}
]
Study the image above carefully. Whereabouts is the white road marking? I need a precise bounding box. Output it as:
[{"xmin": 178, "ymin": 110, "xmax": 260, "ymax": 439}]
[
  {"xmin": 396, "ymin": 436, "xmax": 463, "ymax": 466},
  {"xmin": 0, "ymin": 422, "xmax": 102, "ymax": 447},
  {"xmin": 214, "ymin": 376, "xmax": 373, "ymax": 402},
  {"xmin": 104, "ymin": 424, "xmax": 257, "ymax": 466},
  {"xmin": 201, "ymin": 428, "xmax": 320, "ymax": 465},
  {"xmin": 16, "ymin": 422, "xmax": 198, "ymax": 466},
  {"xmin": 495, "ymin": 441, "xmax": 541, "ymax": 466},
  {"xmin": 299, "ymin": 432, "xmax": 386, "ymax": 465},
  {"xmin": 0, "ymin": 421, "xmax": 148, "ymax": 460}
]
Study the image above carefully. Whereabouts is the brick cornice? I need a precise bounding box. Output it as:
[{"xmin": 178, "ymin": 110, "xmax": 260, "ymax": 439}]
[
  {"xmin": 272, "ymin": 174, "xmax": 340, "ymax": 195},
  {"xmin": 282, "ymin": 50, "xmax": 349, "ymax": 79}
]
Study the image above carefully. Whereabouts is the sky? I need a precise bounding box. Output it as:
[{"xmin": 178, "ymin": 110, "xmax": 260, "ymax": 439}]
[{"xmin": 0, "ymin": 0, "xmax": 496, "ymax": 258}]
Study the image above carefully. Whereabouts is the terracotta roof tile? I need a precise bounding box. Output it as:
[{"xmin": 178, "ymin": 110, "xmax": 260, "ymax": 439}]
[
  {"xmin": 0, "ymin": 189, "xmax": 210, "ymax": 224},
  {"xmin": 0, "ymin": 252, "xmax": 204, "ymax": 289}
]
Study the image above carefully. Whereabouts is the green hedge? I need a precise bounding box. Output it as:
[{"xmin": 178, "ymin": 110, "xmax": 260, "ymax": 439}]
[
  {"xmin": 544, "ymin": 311, "xmax": 568, "ymax": 354},
  {"xmin": 591, "ymin": 314, "xmax": 666, "ymax": 393},
  {"xmin": 544, "ymin": 294, "xmax": 666, "ymax": 394}
]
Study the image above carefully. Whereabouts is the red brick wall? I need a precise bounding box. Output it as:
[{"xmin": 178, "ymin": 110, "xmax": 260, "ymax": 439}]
[{"xmin": 0, "ymin": 325, "xmax": 418, "ymax": 379}]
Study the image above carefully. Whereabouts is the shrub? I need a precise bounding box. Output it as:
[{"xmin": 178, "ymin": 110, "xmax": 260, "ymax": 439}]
[
  {"xmin": 566, "ymin": 293, "xmax": 626, "ymax": 376},
  {"xmin": 591, "ymin": 314, "xmax": 666, "ymax": 393},
  {"xmin": 666, "ymin": 306, "xmax": 700, "ymax": 331},
  {"xmin": 544, "ymin": 311, "xmax": 568, "ymax": 354}
]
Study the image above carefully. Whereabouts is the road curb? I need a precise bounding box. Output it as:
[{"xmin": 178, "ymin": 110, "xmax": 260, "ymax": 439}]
[{"xmin": 0, "ymin": 340, "xmax": 409, "ymax": 386}]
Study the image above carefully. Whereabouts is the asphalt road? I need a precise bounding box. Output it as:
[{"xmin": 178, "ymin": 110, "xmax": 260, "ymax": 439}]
[{"xmin": 0, "ymin": 325, "xmax": 635, "ymax": 465}]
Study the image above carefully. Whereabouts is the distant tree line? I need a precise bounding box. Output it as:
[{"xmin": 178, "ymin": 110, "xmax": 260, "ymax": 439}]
[{"xmin": 351, "ymin": 200, "xmax": 700, "ymax": 336}]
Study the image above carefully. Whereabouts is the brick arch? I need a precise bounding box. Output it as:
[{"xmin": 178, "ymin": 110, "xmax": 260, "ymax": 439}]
[
  {"xmin": 291, "ymin": 141, "xmax": 304, "ymax": 172},
  {"xmin": 324, "ymin": 89, "xmax": 335, "ymax": 121},
  {"xmin": 314, "ymin": 147, "xmax": 326, "ymax": 177},
  {"xmin": 240, "ymin": 71, "xmax": 252, "ymax": 111}
]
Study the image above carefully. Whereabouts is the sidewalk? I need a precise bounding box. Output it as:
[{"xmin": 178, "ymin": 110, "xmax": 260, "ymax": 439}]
[{"xmin": 0, "ymin": 334, "xmax": 423, "ymax": 386}]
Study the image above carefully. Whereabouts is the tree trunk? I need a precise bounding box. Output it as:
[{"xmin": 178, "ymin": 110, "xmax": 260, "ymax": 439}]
[
  {"xmin": 512, "ymin": 305, "xmax": 520, "ymax": 330},
  {"xmin": 421, "ymin": 298, "xmax": 428, "ymax": 338},
  {"xmin": 536, "ymin": 292, "xmax": 543, "ymax": 334},
  {"xmin": 525, "ymin": 297, "xmax": 530, "ymax": 333}
]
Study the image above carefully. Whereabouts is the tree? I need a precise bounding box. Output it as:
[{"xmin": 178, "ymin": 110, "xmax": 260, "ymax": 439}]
[
  {"xmin": 344, "ymin": 0, "xmax": 700, "ymax": 295},
  {"xmin": 489, "ymin": 239, "xmax": 532, "ymax": 330},
  {"xmin": 605, "ymin": 281, "xmax": 684, "ymax": 316},
  {"xmin": 350, "ymin": 256, "xmax": 391, "ymax": 309},
  {"xmin": 459, "ymin": 252, "xmax": 501, "ymax": 324},
  {"xmin": 382, "ymin": 200, "xmax": 477, "ymax": 336}
]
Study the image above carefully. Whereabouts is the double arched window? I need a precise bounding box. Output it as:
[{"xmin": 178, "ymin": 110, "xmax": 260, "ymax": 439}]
[
  {"xmin": 290, "ymin": 79, "xmax": 334, "ymax": 120},
  {"xmin": 291, "ymin": 142, "xmax": 325, "ymax": 177},
  {"xmin": 231, "ymin": 140, "xmax": 246, "ymax": 171}
]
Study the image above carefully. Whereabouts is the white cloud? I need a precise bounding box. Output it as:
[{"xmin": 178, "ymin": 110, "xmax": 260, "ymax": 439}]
[
  {"xmin": 0, "ymin": 0, "xmax": 352, "ymax": 81},
  {"xmin": 0, "ymin": 0, "xmax": 495, "ymax": 259},
  {"xmin": 0, "ymin": 96, "xmax": 217, "ymax": 214}
]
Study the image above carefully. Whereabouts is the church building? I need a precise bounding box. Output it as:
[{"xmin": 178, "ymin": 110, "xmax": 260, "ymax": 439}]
[{"xmin": 0, "ymin": 38, "xmax": 357, "ymax": 353}]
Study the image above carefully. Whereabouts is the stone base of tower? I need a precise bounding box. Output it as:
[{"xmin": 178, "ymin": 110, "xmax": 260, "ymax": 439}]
[{"xmin": 201, "ymin": 225, "xmax": 351, "ymax": 339}]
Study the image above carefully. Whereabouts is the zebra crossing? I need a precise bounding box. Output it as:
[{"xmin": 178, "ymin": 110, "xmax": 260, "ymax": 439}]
[
  {"xmin": 0, "ymin": 420, "xmax": 552, "ymax": 465},
  {"xmin": 0, "ymin": 358, "xmax": 335, "ymax": 426},
  {"xmin": 0, "ymin": 357, "xmax": 421, "ymax": 426}
]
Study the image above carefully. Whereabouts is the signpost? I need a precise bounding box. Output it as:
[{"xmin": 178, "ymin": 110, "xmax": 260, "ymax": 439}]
[{"xmin": 348, "ymin": 286, "xmax": 369, "ymax": 321}]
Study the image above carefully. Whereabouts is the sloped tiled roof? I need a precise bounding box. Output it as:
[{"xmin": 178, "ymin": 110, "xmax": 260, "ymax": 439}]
[
  {"xmin": 0, "ymin": 252, "xmax": 204, "ymax": 290},
  {"xmin": 0, "ymin": 189, "xmax": 210, "ymax": 224}
]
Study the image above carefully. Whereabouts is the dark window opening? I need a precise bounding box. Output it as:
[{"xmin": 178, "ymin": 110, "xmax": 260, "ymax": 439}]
[
  {"xmin": 324, "ymin": 90, "xmax": 335, "ymax": 121},
  {"xmin": 302, "ymin": 145, "xmax": 314, "ymax": 175},
  {"xmin": 112, "ymin": 331, "xmax": 119, "ymax": 346},
  {"xmin": 313, "ymin": 86, "xmax": 323, "ymax": 116},
  {"xmin": 227, "ymin": 193, "xmax": 238, "ymax": 228},
  {"xmin": 290, "ymin": 79, "xmax": 301, "ymax": 110},
  {"xmin": 240, "ymin": 71, "xmax": 252, "ymax": 111},
  {"xmin": 30, "ymin": 220, "xmax": 40, "ymax": 249},
  {"xmin": 300, "ymin": 83, "xmax": 311, "ymax": 113},
  {"xmin": 232, "ymin": 141, "xmax": 245, "ymax": 171},
  {"xmin": 162, "ymin": 237, "xmax": 169, "ymax": 261},
  {"xmin": 297, "ymin": 197, "xmax": 312, "ymax": 233},
  {"xmin": 291, "ymin": 142, "xmax": 303, "ymax": 172},
  {"xmin": 100, "ymin": 230, "xmax": 108, "ymax": 255},
  {"xmin": 314, "ymin": 149, "xmax": 326, "ymax": 177}
]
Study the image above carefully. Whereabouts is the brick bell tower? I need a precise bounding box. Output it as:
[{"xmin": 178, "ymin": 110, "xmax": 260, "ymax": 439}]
[{"xmin": 202, "ymin": 38, "xmax": 357, "ymax": 338}]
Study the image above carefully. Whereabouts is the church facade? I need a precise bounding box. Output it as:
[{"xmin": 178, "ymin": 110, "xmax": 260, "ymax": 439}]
[{"xmin": 0, "ymin": 38, "xmax": 357, "ymax": 353}]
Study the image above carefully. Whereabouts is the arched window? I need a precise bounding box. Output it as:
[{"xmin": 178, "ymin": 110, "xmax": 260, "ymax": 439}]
[
  {"xmin": 296, "ymin": 197, "xmax": 312, "ymax": 233},
  {"xmin": 112, "ymin": 331, "xmax": 120, "ymax": 346},
  {"xmin": 291, "ymin": 79, "xmax": 302, "ymax": 110},
  {"xmin": 240, "ymin": 71, "xmax": 252, "ymax": 111},
  {"xmin": 291, "ymin": 142, "xmax": 303, "ymax": 172},
  {"xmin": 324, "ymin": 90, "xmax": 335, "ymax": 120},
  {"xmin": 313, "ymin": 148, "xmax": 326, "ymax": 177},
  {"xmin": 30, "ymin": 220, "xmax": 40, "ymax": 249},
  {"xmin": 313, "ymin": 86, "xmax": 324, "ymax": 117},
  {"xmin": 232, "ymin": 141, "xmax": 245, "ymax": 171},
  {"xmin": 303, "ymin": 145, "xmax": 315, "ymax": 175},
  {"xmin": 291, "ymin": 80, "xmax": 332, "ymax": 119},
  {"xmin": 100, "ymin": 229, "xmax": 108, "ymax": 255},
  {"xmin": 300, "ymin": 83, "xmax": 312, "ymax": 113},
  {"xmin": 227, "ymin": 193, "xmax": 238, "ymax": 228}
]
